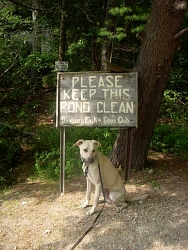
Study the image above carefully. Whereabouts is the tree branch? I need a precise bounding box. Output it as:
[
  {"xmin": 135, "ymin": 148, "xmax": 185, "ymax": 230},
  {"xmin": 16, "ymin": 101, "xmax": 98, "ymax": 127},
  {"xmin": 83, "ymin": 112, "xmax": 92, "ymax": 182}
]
[
  {"xmin": 0, "ymin": 53, "xmax": 19, "ymax": 78},
  {"xmin": 172, "ymin": 27, "xmax": 188, "ymax": 40},
  {"xmin": 75, "ymin": 6, "xmax": 95, "ymax": 23},
  {"xmin": 0, "ymin": 122, "xmax": 36, "ymax": 136},
  {"xmin": 8, "ymin": 0, "xmax": 56, "ymax": 12},
  {"xmin": 102, "ymin": 61, "xmax": 131, "ymax": 73},
  {"xmin": 172, "ymin": 0, "xmax": 187, "ymax": 10}
]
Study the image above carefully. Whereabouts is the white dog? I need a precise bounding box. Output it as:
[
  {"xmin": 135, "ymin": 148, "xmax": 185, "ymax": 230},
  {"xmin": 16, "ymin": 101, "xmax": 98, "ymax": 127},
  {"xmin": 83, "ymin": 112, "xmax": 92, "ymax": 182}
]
[{"xmin": 74, "ymin": 139, "xmax": 148, "ymax": 215}]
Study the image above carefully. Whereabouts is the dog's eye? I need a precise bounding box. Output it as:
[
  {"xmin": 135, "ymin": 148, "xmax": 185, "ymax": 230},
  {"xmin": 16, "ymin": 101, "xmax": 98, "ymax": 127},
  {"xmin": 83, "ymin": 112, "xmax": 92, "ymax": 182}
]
[
  {"xmin": 84, "ymin": 149, "xmax": 88, "ymax": 152},
  {"xmin": 92, "ymin": 150, "xmax": 95, "ymax": 153}
]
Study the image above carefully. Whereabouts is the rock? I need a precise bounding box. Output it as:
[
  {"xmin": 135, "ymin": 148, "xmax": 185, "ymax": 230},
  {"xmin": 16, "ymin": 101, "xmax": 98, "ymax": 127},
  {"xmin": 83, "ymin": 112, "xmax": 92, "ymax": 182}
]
[
  {"xmin": 148, "ymin": 169, "xmax": 154, "ymax": 174},
  {"xmin": 139, "ymin": 200, "xmax": 144, "ymax": 204},
  {"xmin": 44, "ymin": 229, "xmax": 51, "ymax": 234}
]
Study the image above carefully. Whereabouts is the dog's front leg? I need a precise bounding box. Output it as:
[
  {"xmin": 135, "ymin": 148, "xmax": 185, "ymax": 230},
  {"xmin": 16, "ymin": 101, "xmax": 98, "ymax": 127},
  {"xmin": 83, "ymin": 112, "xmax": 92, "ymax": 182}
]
[
  {"xmin": 86, "ymin": 183, "xmax": 101, "ymax": 216},
  {"xmin": 79, "ymin": 178, "xmax": 92, "ymax": 209}
]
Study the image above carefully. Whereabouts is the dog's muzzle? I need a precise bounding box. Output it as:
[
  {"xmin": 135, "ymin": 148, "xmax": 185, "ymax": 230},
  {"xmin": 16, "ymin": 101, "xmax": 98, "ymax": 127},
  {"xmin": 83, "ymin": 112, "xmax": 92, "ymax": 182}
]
[{"xmin": 81, "ymin": 156, "xmax": 94, "ymax": 164}]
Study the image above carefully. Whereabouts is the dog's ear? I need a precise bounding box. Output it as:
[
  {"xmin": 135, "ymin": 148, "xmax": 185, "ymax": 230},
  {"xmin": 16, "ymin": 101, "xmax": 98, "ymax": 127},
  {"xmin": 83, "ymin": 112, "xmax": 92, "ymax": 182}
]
[
  {"xmin": 92, "ymin": 140, "xmax": 102, "ymax": 148},
  {"xmin": 73, "ymin": 139, "xmax": 84, "ymax": 147}
]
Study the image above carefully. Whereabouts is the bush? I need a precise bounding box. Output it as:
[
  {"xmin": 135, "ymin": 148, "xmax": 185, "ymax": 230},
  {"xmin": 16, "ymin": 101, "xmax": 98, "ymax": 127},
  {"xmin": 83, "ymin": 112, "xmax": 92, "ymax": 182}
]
[
  {"xmin": 0, "ymin": 127, "xmax": 21, "ymax": 168},
  {"xmin": 34, "ymin": 149, "xmax": 60, "ymax": 181},
  {"xmin": 150, "ymin": 123, "xmax": 171, "ymax": 152},
  {"xmin": 33, "ymin": 126, "xmax": 118, "ymax": 181},
  {"xmin": 159, "ymin": 89, "xmax": 188, "ymax": 126},
  {"xmin": 150, "ymin": 89, "xmax": 188, "ymax": 159},
  {"xmin": 151, "ymin": 123, "xmax": 188, "ymax": 157},
  {"xmin": 0, "ymin": 126, "xmax": 22, "ymax": 188},
  {"xmin": 32, "ymin": 125, "xmax": 60, "ymax": 152}
]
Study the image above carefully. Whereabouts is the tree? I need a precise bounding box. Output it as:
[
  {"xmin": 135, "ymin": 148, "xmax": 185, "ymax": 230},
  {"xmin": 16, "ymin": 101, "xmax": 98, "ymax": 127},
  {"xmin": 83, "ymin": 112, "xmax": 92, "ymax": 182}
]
[
  {"xmin": 31, "ymin": 0, "xmax": 41, "ymax": 86},
  {"xmin": 101, "ymin": 0, "xmax": 118, "ymax": 70},
  {"xmin": 59, "ymin": 0, "xmax": 68, "ymax": 61},
  {"xmin": 1, "ymin": 0, "xmax": 188, "ymax": 175},
  {"xmin": 109, "ymin": 0, "xmax": 188, "ymax": 171}
]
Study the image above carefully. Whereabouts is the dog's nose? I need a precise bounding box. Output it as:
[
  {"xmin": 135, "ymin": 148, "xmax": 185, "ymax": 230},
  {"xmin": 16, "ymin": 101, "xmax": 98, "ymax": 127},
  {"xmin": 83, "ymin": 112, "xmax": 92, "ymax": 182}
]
[{"xmin": 87, "ymin": 157, "xmax": 94, "ymax": 163}]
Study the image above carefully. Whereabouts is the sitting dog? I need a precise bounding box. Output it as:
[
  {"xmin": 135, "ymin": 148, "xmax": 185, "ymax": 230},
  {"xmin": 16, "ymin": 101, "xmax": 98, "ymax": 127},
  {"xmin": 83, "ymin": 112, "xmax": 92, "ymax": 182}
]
[{"xmin": 74, "ymin": 139, "xmax": 148, "ymax": 215}]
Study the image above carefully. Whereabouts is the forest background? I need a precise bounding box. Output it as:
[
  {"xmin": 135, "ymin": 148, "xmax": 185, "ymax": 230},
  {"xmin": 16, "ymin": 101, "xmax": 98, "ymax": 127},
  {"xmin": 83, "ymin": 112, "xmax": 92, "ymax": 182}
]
[{"xmin": 0, "ymin": 0, "xmax": 188, "ymax": 187}]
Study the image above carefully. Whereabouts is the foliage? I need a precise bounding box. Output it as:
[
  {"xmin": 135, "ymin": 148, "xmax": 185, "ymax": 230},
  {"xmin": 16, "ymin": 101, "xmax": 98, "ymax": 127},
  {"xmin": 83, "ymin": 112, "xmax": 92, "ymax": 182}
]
[
  {"xmin": 0, "ymin": 126, "xmax": 21, "ymax": 165},
  {"xmin": 22, "ymin": 52, "xmax": 56, "ymax": 74},
  {"xmin": 0, "ymin": 0, "xmax": 188, "ymax": 185},
  {"xmin": 109, "ymin": 5, "xmax": 149, "ymax": 33},
  {"xmin": 168, "ymin": 14, "xmax": 188, "ymax": 92},
  {"xmin": 97, "ymin": 2, "xmax": 150, "ymax": 68},
  {"xmin": 150, "ymin": 15, "xmax": 188, "ymax": 159},
  {"xmin": 32, "ymin": 125, "xmax": 60, "ymax": 152},
  {"xmin": 150, "ymin": 89, "xmax": 188, "ymax": 159},
  {"xmin": 151, "ymin": 124, "xmax": 188, "ymax": 158},
  {"xmin": 159, "ymin": 90, "xmax": 188, "ymax": 124},
  {"xmin": 150, "ymin": 180, "xmax": 160, "ymax": 189},
  {"xmin": 42, "ymin": 73, "xmax": 56, "ymax": 88},
  {"xmin": 32, "ymin": 126, "xmax": 118, "ymax": 181},
  {"xmin": 34, "ymin": 149, "xmax": 60, "ymax": 181},
  {"xmin": 0, "ymin": 126, "xmax": 22, "ymax": 187}
]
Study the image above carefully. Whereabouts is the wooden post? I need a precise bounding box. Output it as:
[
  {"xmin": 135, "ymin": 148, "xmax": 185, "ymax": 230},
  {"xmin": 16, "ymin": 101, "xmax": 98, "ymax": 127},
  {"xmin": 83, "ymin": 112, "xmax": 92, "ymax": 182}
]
[
  {"xmin": 60, "ymin": 127, "xmax": 65, "ymax": 193},
  {"xmin": 124, "ymin": 127, "xmax": 133, "ymax": 181}
]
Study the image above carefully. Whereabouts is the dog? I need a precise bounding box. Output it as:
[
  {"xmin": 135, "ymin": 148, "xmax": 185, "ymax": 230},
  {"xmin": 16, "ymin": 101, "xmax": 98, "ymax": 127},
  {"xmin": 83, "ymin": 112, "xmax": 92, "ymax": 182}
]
[{"xmin": 73, "ymin": 139, "xmax": 148, "ymax": 215}]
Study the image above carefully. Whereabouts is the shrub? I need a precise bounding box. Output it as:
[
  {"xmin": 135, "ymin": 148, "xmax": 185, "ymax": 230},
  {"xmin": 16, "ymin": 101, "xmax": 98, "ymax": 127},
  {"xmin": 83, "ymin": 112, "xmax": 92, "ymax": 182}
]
[
  {"xmin": 150, "ymin": 89, "xmax": 188, "ymax": 159},
  {"xmin": 34, "ymin": 149, "xmax": 60, "ymax": 181},
  {"xmin": 159, "ymin": 89, "xmax": 188, "ymax": 126},
  {"xmin": 33, "ymin": 126, "xmax": 118, "ymax": 181}
]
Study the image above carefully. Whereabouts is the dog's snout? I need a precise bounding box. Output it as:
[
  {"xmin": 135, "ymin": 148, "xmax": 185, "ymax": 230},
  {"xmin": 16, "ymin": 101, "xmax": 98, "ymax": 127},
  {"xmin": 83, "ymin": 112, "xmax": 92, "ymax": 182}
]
[
  {"xmin": 87, "ymin": 157, "xmax": 94, "ymax": 163},
  {"xmin": 81, "ymin": 156, "xmax": 94, "ymax": 164}
]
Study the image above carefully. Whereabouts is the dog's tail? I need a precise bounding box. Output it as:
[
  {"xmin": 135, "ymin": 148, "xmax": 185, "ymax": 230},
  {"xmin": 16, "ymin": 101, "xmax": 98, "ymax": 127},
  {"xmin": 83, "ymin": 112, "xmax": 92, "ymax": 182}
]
[{"xmin": 125, "ymin": 194, "xmax": 149, "ymax": 202}]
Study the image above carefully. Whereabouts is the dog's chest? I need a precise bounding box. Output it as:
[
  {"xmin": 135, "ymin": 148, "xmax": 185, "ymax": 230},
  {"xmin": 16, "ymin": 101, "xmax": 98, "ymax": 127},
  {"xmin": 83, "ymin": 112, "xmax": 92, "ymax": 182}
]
[
  {"xmin": 82, "ymin": 163, "xmax": 89, "ymax": 177},
  {"xmin": 85, "ymin": 165, "xmax": 100, "ymax": 184}
]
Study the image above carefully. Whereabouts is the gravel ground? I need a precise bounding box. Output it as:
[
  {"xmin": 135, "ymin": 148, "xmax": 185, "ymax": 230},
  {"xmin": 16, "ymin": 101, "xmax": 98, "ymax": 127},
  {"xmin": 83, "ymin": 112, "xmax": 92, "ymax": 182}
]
[{"xmin": 0, "ymin": 151, "xmax": 188, "ymax": 250}]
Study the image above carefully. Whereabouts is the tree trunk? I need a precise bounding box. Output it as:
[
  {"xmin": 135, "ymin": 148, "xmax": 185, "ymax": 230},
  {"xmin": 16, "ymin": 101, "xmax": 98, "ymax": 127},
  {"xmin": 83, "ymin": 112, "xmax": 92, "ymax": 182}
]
[
  {"xmin": 31, "ymin": 0, "xmax": 41, "ymax": 86},
  {"xmin": 108, "ymin": 128, "xmax": 127, "ymax": 168},
  {"xmin": 117, "ymin": 0, "xmax": 133, "ymax": 69},
  {"xmin": 101, "ymin": 0, "xmax": 118, "ymax": 70},
  {"xmin": 92, "ymin": 34, "xmax": 100, "ymax": 71},
  {"xmin": 109, "ymin": 0, "xmax": 187, "ymax": 170},
  {"xmin": 59, "ymin": 0, "xmax": 68, "ymax": 61}
]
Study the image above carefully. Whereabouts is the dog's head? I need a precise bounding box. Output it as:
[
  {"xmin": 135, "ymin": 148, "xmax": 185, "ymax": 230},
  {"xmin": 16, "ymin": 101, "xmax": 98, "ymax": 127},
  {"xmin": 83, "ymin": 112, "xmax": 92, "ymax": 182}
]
[{"xmin": 73, "ymin": 139, "xmax": 101, "ymax": 164}]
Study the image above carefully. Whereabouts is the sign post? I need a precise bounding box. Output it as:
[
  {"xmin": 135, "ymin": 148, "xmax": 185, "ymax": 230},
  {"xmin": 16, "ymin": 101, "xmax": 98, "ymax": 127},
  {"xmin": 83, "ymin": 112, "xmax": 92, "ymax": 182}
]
[
  {"xmin": 56, "ymin": 71, "xmax": 138, "ymax": 192},
  {"xmin": 60, "ymin": 127, "xmax": 65, "ymax": 193},
  {"xmin": 55, "ymin": 62, "xmax": 68, "ymax": 194}
]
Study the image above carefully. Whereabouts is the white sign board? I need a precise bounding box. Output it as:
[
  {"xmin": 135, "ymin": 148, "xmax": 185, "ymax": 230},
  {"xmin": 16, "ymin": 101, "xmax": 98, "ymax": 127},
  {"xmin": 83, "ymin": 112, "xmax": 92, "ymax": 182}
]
[
  {"xmin": 55, "ymin": 61, "xmax": 69, "ymax": 72},
  {"xmin": 56, "ymin": 72, "xmax": 138, "ymax": 127}
]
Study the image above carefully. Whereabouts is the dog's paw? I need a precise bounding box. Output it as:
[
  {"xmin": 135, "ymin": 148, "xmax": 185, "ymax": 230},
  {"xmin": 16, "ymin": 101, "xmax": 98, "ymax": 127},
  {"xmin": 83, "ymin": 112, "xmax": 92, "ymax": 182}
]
[
  {"xmin": 79, "ymin": 204, "xmax": 87, "ymax": 209},
  {"xmin": 79, "ymin": 201, "xmax": 89, "ymax": 209},
  {"xmin": 116, "ymin": 203, "xmax": 128, "ymax": 213},
  {"xmin": 86, "ymin": 209, "xmax": 94, "ymax": 216}
]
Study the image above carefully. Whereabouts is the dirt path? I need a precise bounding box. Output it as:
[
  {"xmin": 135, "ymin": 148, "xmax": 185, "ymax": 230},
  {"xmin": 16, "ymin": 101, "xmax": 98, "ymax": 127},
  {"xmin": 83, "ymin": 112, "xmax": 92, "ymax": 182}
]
[{"xmin": 1, "ymin": 151, "xmax": 188, "ymax": 250}]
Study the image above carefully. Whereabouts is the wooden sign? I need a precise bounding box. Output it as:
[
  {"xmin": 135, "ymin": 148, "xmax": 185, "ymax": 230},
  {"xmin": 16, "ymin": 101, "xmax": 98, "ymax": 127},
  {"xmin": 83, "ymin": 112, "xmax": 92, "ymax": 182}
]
[
  {"xmin": 56, "ymin": 72, "xmax": 138, "ymax": 127},
  {"xmin": 55, "ymin": 61, "xmax": 69, "ymax": 72}
]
